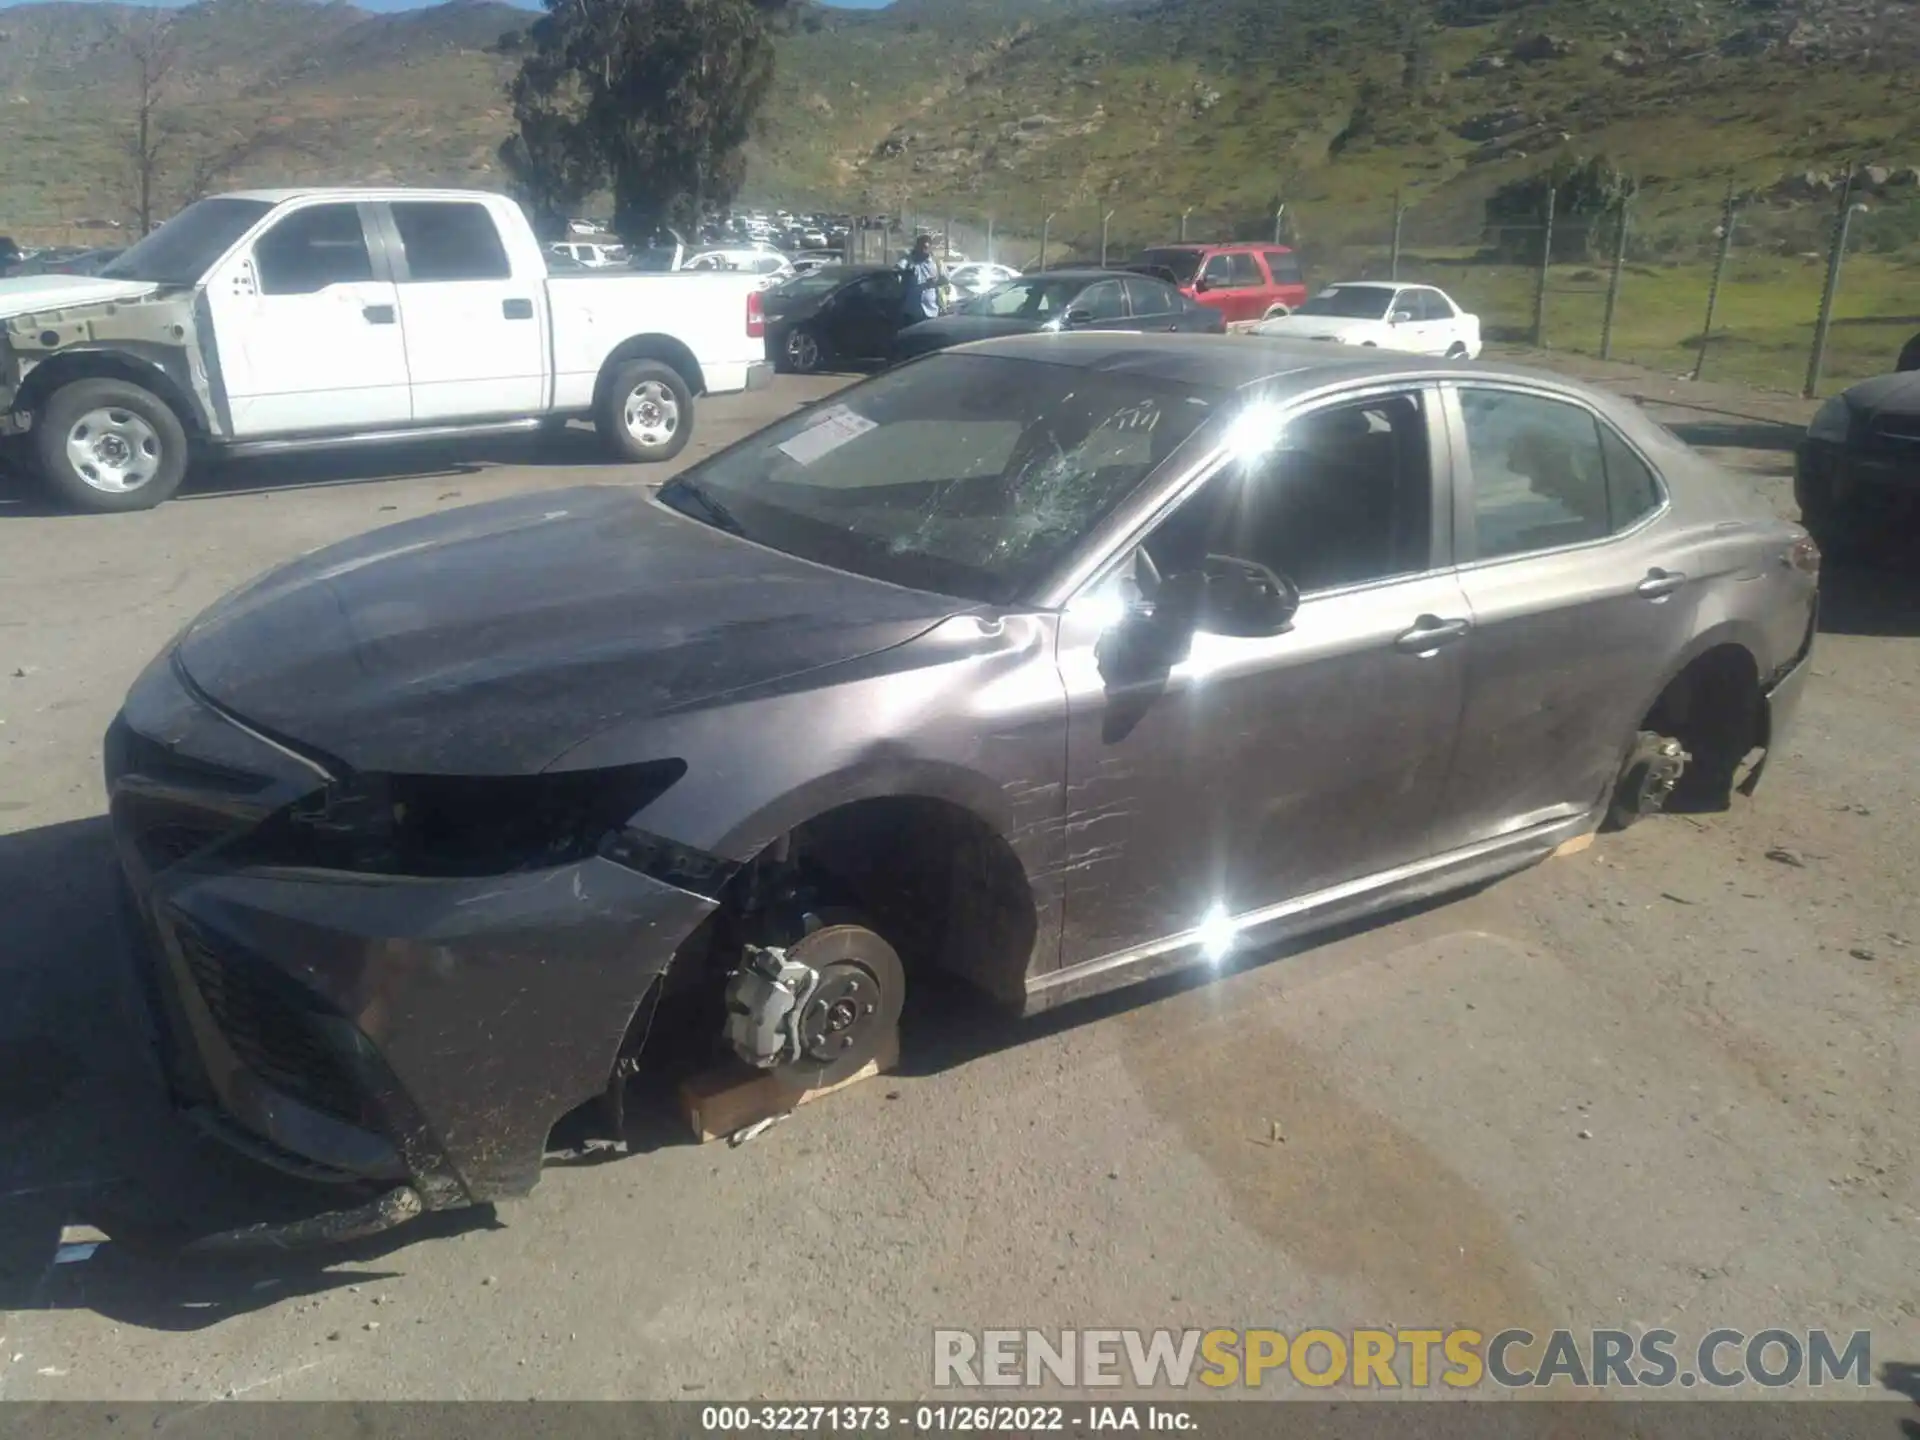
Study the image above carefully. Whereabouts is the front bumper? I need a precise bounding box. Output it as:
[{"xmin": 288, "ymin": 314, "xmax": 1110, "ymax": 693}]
[{"xmin": 109, "ymin": 656, "xmax": 719, "ymax": 1207}]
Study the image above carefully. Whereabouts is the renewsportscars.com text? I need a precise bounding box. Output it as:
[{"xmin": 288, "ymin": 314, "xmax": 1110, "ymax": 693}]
[{"xmin": 932, "ymin": 1328, "xmax": 1874, "ymax": 1391}]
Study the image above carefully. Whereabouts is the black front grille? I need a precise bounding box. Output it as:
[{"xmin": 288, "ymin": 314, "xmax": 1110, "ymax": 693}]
[{"xmin": 172, "ymin": 923, "xmax": 369, "ymax": 1127}]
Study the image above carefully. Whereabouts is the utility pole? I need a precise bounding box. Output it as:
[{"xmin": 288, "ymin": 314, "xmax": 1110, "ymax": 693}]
[
  {"xmin": 1600, "ymin": 192, "xmax": 1632, "ymax": 361},
  {"xmin": 1805, "ymin": 165, "xmax": 1859, "ymax": 399},
  {"xmin": 986, "ymin": 216, "xmax": 995, "ymax": 266},
  {"xmin": 1039, "ymin": 212, "xmax": 1056, "ymax": 272},
  {"xmin": 1180, "ymin": 206, "xmax": 1193, "ymax": 242},
  {"xmin": 1101, "ymin": 210, "xmax": 1114, "ymax": 266},
  {"xmin": 1532, "ymin": 184, "xmax": 1557, "ymax": 349},
  {"xmin": 1272, "ymin": 202, "xmax": 1285, "ymax": 245},
  {"xmin": 1691, "ymin": 180, "xmax": 1737, "ymax": 382}
]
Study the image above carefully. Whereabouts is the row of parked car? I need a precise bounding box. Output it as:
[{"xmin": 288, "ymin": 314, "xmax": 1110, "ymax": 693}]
[
  {"xmin": 0, "ymin": 237, "xmax": 126, "ymax": 277},
  {"xmin": 761, "ymin": 238, "xmax": 1485, "ymax": 375}
]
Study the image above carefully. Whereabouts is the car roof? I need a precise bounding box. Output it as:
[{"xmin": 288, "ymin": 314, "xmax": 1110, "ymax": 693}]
[
  {"xmin": 946, "ymin": 333, "xmax": 1590, "ymax": 399},
  {"xmin": 1143, "ymin": 241, "xmax": 1290, "ymax": 252}
]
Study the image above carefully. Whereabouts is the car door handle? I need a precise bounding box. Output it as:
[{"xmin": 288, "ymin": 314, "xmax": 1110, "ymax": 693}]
[
  {"xmin": 502, "ymin": 298, "xmax": 534, "ymax": 320},
  {"xmin": 1394, "ymin": 616, "xmax": 1471, "ymax": 653},
  {"xmin": 362, "ymin": 304, "xmax": 396, "ymax": 325},
  {"xmin": 1636, "ymin": 569, "xmax": 1688, "ymax": 600}
]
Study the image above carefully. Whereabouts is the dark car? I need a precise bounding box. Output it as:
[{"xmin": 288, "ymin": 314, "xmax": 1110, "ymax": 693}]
[
  {"xmin": 893, "ymin": 269, "xmax": 1223, "ymax": 362},
  {"xmin": 10, "ymin": 245, "xmax": 124, "ymax": 277},
  {"xmin": 764, "ymin": 264, "xmax": 904, "ymax": 373},
  {"xmin": 1795, "ymin": 370, "xmax": 1920, "ymax": 551},
  {"xmin": 0, "ymin": 236, "xmax": 21, "ymax": 273},
  {"xmin": 1898, "ymin": 332, "xmax": 1919, "ymax": 373},
  {"xmin": 108, "ymin": 337, "xmax": 1817, "ymax": 1222}
]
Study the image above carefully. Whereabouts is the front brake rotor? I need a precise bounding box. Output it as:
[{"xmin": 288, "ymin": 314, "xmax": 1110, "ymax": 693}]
[{"xmin": 774, "ymin": 924, "xmax": 905, "ymax": 1092}]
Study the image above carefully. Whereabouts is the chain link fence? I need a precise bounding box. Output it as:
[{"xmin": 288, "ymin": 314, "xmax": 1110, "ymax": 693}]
[{"xmin": 841, "ymin": 175, "xmax": 1920, "ymax": 397}]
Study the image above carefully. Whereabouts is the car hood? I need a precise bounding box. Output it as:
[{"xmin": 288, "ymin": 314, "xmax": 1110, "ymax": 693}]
[
  {"xmin": 174, "ymin": 487, "xmax": 966, "ymax": 776},
  {"xmin": 0, "ymin": 274, "xmax": 158, "ymax": 319},
  {"xmin": 1842, "ymin": 369, "xmax": 1920, "ymax": 419},
  {"xmin": 1252, "ymin": 313, "xmax": 1387, "ymax": 341}
]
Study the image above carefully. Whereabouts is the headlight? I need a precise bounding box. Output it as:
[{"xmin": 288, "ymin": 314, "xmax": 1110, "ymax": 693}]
[
  {"xmin": 1807, "ymin": 396, "xmax": 1853, "ymax": 444},
  {"xmin": 233, "ymin": 760, "xmax": 687, "ymax": 878}
]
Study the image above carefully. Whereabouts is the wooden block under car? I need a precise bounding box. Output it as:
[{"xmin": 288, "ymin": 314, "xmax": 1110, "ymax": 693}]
[
  {"xmin": 679, "ymin": 1029, "xmax": 900, "ymax": 1144},
  {"xmin": 1552, "ymin": 832, "xmax": 1597, "ymax": 858}
]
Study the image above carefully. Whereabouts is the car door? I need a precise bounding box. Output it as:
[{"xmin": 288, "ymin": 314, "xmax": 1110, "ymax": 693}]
[
  {"xmin": 1053, "ymin": 384, "xmax": 1470, "ymax": 966},
  {"xmin": 1262, "ymin": 249, "xmax": 1307, "ymax": 312},
  {"xmin": 1402, "ymin": 289, "xmax": 1454, "ymax": 354},
  {"xmin": 825, "ymin": 274, "xmax": 898, "ymax": 359},
  {"xmin": 382, "ymin": 200, "xmax": 545, "ymax": 422},
  {"xmin": 1430, "ymin": 383, "xmax": 1690, "ymax": 854},
  {"xmin": 201, "ymin": 200, "xmax": 411, "ymax": 437}
]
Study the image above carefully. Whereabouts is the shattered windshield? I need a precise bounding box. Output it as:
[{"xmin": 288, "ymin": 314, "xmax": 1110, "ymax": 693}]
[
  {"xmin": 657, "ymin": 354, "xmax": 1217, "ymax": 603},
  {"xmin": 99, "ymin": 197, "xmax": 273, "ymax": 285}
]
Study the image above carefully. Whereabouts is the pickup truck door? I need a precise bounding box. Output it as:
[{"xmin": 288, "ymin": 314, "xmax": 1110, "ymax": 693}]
[
  {"xmin": 202, "ymin": 200, "xmax": 412, "ymax": 437},
  {"xmin": 378, "ymin": 200, "xmax": 547, "ymax": 422}
]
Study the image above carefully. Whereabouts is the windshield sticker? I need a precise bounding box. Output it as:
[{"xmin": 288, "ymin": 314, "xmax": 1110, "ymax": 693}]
[{"xmin": 776, "ymin": 405, "xmax": 878, "ymax": 466}]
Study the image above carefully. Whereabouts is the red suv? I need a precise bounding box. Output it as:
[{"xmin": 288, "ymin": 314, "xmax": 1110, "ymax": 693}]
[{"xmin": 1136, "ymin": 243, "xmax": 1308, "ymax": 329}]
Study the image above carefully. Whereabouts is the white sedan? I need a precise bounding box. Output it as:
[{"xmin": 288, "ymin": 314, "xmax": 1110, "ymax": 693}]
[
  {"xmin": 948, "ymin": 261, "xmax": 1020, "ymax": 297},
  {"xmin": 1253, "ymin": 281, "xmax": 1482, "ymax": 358},
  {"xmin": 683, "ymin": 249, "xmax": 795, "ymax": 291}
]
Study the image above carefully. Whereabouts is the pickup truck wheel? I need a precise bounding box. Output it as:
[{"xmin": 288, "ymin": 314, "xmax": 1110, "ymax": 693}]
[
  {"xmin": 597, "ymin": 360, "xmax": 693, "ymax": 464},
  {"xmin": 34, "ymin": 378, "xmax": 189, "ymax": 513}
]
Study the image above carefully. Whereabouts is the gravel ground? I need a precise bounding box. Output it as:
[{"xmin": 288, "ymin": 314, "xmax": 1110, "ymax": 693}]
[{"xmin": 0, "ymin": 355, "xmax": 1913, "ymax": 1404}]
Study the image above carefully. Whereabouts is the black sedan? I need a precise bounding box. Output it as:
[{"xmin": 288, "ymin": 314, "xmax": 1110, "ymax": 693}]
[
  {"xmin": 764, "ymin": 265, "xmax": 906, "ymax": 373},
  {"xmin": 893, "ymin": 268, "xmax": 1224, "ymax": 361},
  {"xmin": 1795, "ymin": 369, "xmax": 1920, "ymax": 552},
  {"xmin": 107, "ymin": 336, "xmax": 1814, "ymax": 1225}
]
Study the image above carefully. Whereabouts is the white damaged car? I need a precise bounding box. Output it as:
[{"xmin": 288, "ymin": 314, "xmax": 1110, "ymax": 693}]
[{"xmin": 1253, "ymin": 281, "xmax": 1482, "ymax": 359}]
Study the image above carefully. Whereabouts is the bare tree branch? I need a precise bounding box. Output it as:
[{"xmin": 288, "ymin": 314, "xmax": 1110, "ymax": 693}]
[{"xmin": 122, "ymin": 12, "xmax": 180, "ymax": 235}]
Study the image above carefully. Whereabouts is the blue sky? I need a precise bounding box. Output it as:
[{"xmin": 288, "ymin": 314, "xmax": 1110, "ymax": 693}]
[{"xmin": 0, "ymin": 0, "xmax": 894, "ymax": 9}]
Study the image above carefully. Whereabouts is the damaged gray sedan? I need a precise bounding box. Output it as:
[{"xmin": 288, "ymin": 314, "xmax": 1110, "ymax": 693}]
[{"xmin": 108, "ymin": 335, "xmax": 1819, "ymax": 1220}]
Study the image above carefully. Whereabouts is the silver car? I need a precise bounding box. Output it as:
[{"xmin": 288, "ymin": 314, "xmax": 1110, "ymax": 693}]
[{"xmin": 108, "ymin": 333, "xmax": 1818, "ymax": 1210}]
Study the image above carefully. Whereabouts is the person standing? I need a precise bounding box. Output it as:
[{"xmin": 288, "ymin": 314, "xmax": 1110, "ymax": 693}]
[{"xmin": 898, "ymin": 234, "xmax": 946, "ymax": 329}]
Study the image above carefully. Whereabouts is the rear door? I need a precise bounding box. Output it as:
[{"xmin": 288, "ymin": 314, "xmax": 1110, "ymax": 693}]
[
  {"xmin": 1070, "ymin": 278, "xmax": 1133, "ymax": 331},
  {"xmin": 1404, "ymin": 289, "xmax": 1456, "ymax": 354},
  {"xmin": 202, "ymin": 200, "xmax": 411, "ymax": 436},
  {"xmin": 1261, "ymin": 249, "xmax": 1307, "ymax": 312},
  {"xmin": 825, "ymin": 273, "xmax": 901, "ymax": 358},
  {"xmin": 383, "ymin": 200, "xmax": 546, "ymax": 422},
  {"xmin": 1431, "ymin": 383, "xmax": 1691, "ymax": 852},
  {"xmin": 1205, "ymin": 251, "xmax": 1269, "ymax": 325}
]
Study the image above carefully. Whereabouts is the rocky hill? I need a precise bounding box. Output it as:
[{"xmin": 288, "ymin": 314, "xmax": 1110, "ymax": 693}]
[{"xmin": 2, "ymin": 0, "xmax": 1916, "ymax": 257}]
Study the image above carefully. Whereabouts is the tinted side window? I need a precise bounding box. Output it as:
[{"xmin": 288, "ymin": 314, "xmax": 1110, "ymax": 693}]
[
  {"xmin": 1076, "ymin": 280, "xmax": 1126, "ymax": 321},
  {"xmin": 390, "ymin": 202, "xmax": 511, "ymax": 282},
  {"xmin": 1228, "ymin": 252, "xmax": 1264, "ymax": 286},
  {"xmin": 1600, "ymin": 423, "xmax": 1663, "ymax": 530},
  {"xmin": 1263, "ymin": 250, "xmax": 1302, "ymax": 285},
  {"xmin": 1143, "ymin": 392, "xmax": 1433, "ymax": 595},
  {"xmin": 1461, "ymin": 389, "xmax": 1611, "ymax": 560},
  {"xmin": 1123, "ymin": 277, "xmax": 1176, "ymax": 315},
  {"xmin": 1201, "ymin": 254, "xmax": 1234, "ymax": 287},
  {"xmin": 253, "ymin": 204, "xmax": 373, "ymax": 295}
]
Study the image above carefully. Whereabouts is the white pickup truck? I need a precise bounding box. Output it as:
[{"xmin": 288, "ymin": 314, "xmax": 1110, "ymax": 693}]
[{"xmin": 0, "ymin": 188, "xmax": 774, "ymax": 512}]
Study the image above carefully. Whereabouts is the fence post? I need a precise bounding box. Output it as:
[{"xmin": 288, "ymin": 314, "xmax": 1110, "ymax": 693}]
[
  {"xmin": 1804, "ymin": 165, "xmax": 1858, "ymax": 399},
  {"xmin": 1600, "ymin": 193, "xmax": 1631, "ymax": 361},
  {"xmin": 1102, "ymin": 210, "xmax": 1114, "ymax": 266},
  {"xmin": 1389, "ymin": 190, "xmax": 1404, "ymax": 281},
  {"xmin": 1040, "ymin": 212, "xmax": 1055, "ymax": 272},
  {"xmin": 1532, "ymin": 185, "xmax": 1556, "ymax": 348},
  {"xmin": 986, "ymin": 216, "xmax": 995, "ymax": 265},
  {"xmin": 1180, "ymin": 206, "xmax": 1193, "ymax": 242},
  {"xmin": 944, "ymin": 215, "xmax": 953, "ymax": 261},
  {"xmin": 1692, "ymin": 180, "xmax": 1737, "ymax": 382}
]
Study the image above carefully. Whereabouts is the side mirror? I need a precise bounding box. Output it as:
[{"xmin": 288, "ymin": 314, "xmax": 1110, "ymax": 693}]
[
  {"xmin": 1195, "ymin": 276, "xmax": 1215, "ymax": 293},
  {"xmin": 1065, "ymin": 306, "xmax": 1095, "ymax": 325},
  {"xmin": 1190, "ymin": 555, "xmax": 1300, "ymax": 638},
  {"xmin": 1390, "ymin": 310, "xmax": 1414, "ymax": 325}
]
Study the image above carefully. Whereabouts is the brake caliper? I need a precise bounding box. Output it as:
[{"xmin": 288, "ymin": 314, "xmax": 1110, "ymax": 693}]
[{"xmin": 723, "ymin": 943, "xmax": 821, "ymax": 1070}]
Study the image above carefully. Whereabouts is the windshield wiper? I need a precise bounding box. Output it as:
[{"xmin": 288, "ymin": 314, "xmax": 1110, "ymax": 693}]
[{"xmin": 659, "ymin": 477, "xmax": 744, "ymax": 535}]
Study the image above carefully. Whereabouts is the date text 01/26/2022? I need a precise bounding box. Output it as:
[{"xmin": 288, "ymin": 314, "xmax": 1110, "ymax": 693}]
[{"xmin": 699, "ymin": 1405, "xmax": 1197, "ymax": 1432}]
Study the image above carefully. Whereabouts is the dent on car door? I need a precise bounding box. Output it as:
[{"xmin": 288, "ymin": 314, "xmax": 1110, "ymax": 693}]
[
  {"xmin": 1050, "ymin": 385, "xmax": 1469, "ymax": 969},
  {"xmin": 1430, "ymin": 383, "xmax": 1689, "ymax": 853}
]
